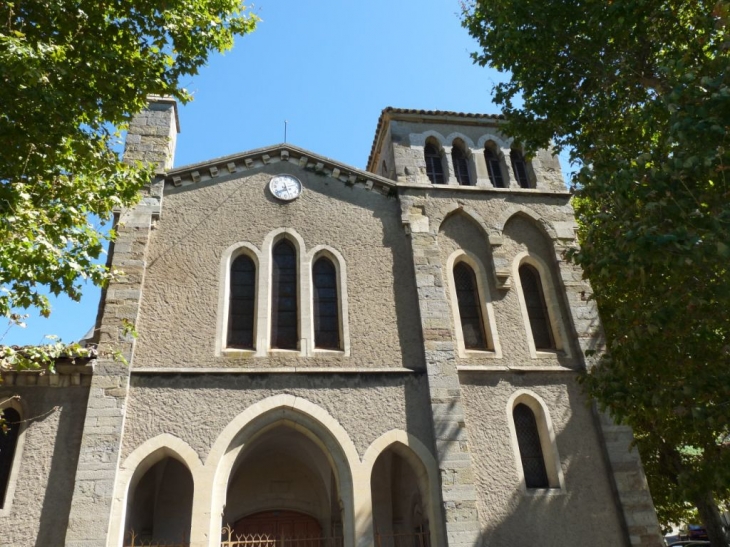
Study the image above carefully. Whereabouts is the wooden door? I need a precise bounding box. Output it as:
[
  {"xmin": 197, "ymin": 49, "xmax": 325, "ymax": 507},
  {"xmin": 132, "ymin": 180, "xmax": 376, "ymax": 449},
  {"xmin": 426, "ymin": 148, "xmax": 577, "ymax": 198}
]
[{"xmin": 232, "ymin": 510, "xmax": 322, "ymax": 540}]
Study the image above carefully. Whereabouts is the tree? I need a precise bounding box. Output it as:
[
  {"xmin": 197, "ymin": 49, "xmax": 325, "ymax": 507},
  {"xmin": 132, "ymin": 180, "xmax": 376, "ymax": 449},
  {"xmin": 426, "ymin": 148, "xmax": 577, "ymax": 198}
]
[
  {"xmin": 0, "ymin": 0, "xmax": 257, "ymax": 344},
  {"xmin": 462, "ymin": 0, "xmax": 730, "ymax": 544}
]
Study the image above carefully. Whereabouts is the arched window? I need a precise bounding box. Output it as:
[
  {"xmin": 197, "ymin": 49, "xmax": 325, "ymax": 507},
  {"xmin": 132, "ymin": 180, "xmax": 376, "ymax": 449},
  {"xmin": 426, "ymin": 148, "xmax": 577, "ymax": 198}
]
[
  {"xmin": 272, "ymin": 240, "xmax": 298, "ymax": 350},
  {"xmin": 453, "ymin": 262, "xmax": 487, "ymax": 350},
  {"xmin": 424, "ymin": 142, "xmax": 445, "ymax": 184},
  {"xmin": 510, "ymin": 149, "xmax": 531, "ymax": 188},
  {"xmin": 484, "ymin": 146, "xmax": 505, "ymax": 188},
  {"xmin": 452, "ymin": 144, "xmax": 471, "ymax": 185},
  {"xmin": 313, "ymin": 257, "xmax": 341, "ymax": 350},
  {"xmin": 0, "ymin": 407, "xmax": 21, "ymax": 508},
  {"xmin": 513, "ymin": 403, "xmax": 550, "ymax": 488},
  {"xmin": 228, "ymin": 254, "xmax": 256, "ymax": 349},
  {"xmin": 519, "ymin": 264, "xmax": 555, "ymax": 350}
]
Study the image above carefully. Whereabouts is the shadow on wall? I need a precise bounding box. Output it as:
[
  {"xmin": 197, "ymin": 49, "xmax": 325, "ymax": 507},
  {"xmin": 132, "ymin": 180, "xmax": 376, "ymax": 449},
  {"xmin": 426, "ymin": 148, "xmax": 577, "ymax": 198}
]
[{"xmin": 460, "ymin": 372, "xmax": 629, "ymax": 547}]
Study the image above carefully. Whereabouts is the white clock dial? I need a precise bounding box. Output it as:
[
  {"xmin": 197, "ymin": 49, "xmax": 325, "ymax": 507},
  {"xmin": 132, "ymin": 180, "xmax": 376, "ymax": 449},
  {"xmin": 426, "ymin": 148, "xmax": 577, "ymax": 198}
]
[{"xmin": 269, "ymin": 175, "xmax": 302, "ymax": 201}]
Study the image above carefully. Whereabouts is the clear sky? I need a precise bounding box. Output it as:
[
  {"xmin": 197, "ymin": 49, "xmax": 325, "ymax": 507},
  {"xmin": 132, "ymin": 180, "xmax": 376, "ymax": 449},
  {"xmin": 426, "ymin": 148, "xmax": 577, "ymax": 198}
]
[{"xmin": 5, "ymin": 0, "xmax": 569, "ymax": 346}]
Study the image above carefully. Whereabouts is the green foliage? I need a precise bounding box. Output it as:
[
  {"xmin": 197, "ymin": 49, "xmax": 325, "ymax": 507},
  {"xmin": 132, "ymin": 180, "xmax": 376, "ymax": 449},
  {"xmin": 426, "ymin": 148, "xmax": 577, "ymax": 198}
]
[
  {"xmin": 463, "ymin": 0, "xmax": 730, "ymax": 538},
  {"xmin": 0, "ymin": 0, "xmax": 257, "ymax": 322}
]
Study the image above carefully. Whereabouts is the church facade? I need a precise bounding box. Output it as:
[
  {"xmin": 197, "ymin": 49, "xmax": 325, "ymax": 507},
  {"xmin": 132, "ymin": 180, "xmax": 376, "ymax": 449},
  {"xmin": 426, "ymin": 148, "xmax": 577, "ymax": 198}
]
[{"xmin": 0, "ymin": 98, "xmax": 664, "ymax": 547}]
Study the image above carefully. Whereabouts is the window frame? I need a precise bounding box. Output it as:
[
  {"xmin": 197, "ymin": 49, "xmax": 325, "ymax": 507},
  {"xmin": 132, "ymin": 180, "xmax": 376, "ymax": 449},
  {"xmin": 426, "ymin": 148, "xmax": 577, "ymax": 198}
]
[
  {"xmin": 451, "ymin": 140, "xmax": 472, "ymax": 186},
  {"xmin": 0, "ymin": 398, "xmax": 26, "ymax": 516},
  {"xmin": 307, "ymin": 246, "xmax": 350, "ymax": 356},
  {"xmin": 446, "ymin": 250, "xmax": 501, "ymax": 358},
  {"xmin": 484, "ymin": 143, "xmax": 506, "ymax": 188},
  {"xmin": 270, "ymin": 238, "xmax": 300, "ymax": 351},
  {"xmin": 424, "ymin": 140, "xmax": 446, "ymax": 185},
  {"xmin": 512, "ymin": 253, "xmax": 570, "ymax": 358},
  {"xmin": 510, "ymin": 148, "xmax": 534, "ymax": 189},
  {"xmin": 506, "ymin": 390, "xmax": 564, "ymax": 493},
  {"xmin": 227, "ymin": 253, "xmax": 258, "ymax": 351}
]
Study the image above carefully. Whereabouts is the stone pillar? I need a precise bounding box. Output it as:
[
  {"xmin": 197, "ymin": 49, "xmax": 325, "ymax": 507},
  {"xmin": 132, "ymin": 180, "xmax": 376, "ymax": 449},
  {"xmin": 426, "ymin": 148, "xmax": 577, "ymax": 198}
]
[
  {"xmin": 401, "ymin": 199, "xmax": 483, "ymax": 547},
  {"xmin": 65, "ymin": 97, "xmax": 178, "ymax": 547},
  {"xmin": 554, "ymin": 238, "xmax": 663, "ymax": 547}
]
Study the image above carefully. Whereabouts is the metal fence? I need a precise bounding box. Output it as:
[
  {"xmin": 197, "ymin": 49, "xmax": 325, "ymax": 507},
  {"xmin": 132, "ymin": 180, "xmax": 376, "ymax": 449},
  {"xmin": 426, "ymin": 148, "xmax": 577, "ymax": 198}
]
[{"xmin": 221, "ymin": 526, "xmax": 344, "ymax": 547}]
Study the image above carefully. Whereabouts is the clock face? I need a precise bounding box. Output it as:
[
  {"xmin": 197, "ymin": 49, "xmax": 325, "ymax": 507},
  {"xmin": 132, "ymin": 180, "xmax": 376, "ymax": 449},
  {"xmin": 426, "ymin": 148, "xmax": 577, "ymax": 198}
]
[{"xmin": 269, "ymin": 174, "xmax": 302, "ymax": 201}]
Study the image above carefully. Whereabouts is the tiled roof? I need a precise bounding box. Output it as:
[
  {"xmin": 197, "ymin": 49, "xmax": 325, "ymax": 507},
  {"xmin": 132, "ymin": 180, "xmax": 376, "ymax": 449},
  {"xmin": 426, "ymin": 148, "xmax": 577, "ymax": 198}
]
[{"xmin": 367, "ymin": 107, "xmax": 505, "ymax": 170}]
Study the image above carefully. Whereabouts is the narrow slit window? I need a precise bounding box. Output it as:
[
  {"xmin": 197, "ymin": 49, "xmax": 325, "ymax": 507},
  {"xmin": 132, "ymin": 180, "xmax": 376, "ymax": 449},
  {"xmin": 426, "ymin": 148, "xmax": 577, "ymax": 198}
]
[
  {"xmin": 513, "ymin": 403, "xmax": 549, "ymax": 488},
  {"xmin": 313, "ymin": 257, "xmax": 341, "ymax": 350},
  {"xmin": 510, "ymin": 149, "xmax": 531, "ymax": 188},
  {"xmin": 272, "ymin": 240, "xmax": 298, "ymax": 349},
  {"xmin": 0, "ymin": 408, "xmax": 21, "ymax": 508},
  {"xmin": 452, "ymin": 145, "xmax": 471, "ymax": 185},
  {"xmin": 519, "ymin": 264, "xmax": 555, "ymax": 350},
  {"xmin": 485, "ymin": 147, "xmax": 505, "ymax": 188},
  {"xmin": 424, "ymin": 142, "xmax": 445, "ymax": 184},
  {"xmin": 454, "ymin": 262, "xmax": 487, "ymax": 350},
  {"xmin": 227, "ymin": 255, "xmax": 256, "ymax": 349}
]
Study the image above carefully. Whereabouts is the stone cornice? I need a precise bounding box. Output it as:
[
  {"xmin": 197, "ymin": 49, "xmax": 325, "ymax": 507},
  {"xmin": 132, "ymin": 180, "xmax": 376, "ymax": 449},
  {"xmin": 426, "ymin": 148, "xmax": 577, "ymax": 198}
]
[
  {"xmin": 164, "ymin": 143, "xmax": 397, "ymax": 197},
  {"xmin": 1, "ymin": 362, "xmax": 95, "ymax": 388}
]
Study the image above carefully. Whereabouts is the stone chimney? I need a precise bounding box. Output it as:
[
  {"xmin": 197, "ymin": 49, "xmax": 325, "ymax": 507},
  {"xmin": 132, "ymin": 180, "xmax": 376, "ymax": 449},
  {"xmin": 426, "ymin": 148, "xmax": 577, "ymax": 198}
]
[{"xmin": 123, "ymin": 95, "xmax": 179, "ymax": 173}]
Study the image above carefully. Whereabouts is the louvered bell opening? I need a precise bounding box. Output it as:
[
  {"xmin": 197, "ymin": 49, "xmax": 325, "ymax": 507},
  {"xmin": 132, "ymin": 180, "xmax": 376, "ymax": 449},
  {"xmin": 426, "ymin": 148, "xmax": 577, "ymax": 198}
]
[
  {"xmin": 519, "ymin": 264, "xmax": 555, "ymax": 350},
  {"xmin": 272, "ymin": 240, "xmax": 298, "ymax": 350},
  {"xmin": 513, "ymin": 403, "xmax": 550, "ymax": 488},
  {"xmin": 0, "ymin": 407, "xmax": 21, "ymax": 508},
  {"xmin": 452, "ymin": 147, "xmax": 471, "ymax": 185},
  {"xmin": 485, "ymin": 147, "xmax": 505, "ymax": 188},
  {"xmin": 424, "ymin": 143, "xmax": 445, "ymax": 184},
  {"xmin": 454, "ymin": 263, "xmax": 487, "ymax": 350},
  {"xmin": 313, "ymin": 257, "xmax": 340, "ymax": 350},
  {"xmin": 227, "ymin": 255, "xmax": 256, "ymax": 349},
  {"xmin": 511, "ymin": 149, "xmax": 531, "ymax": 188}
]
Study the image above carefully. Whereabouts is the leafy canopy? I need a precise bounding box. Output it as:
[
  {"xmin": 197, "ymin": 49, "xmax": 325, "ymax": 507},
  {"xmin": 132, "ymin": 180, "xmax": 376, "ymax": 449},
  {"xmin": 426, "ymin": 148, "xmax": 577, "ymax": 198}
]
[
  {"xmin": 462, "ymin": 0, "xmax": 730, "ymax": 536},
  {"xmin": 0, "ymin": 0, "xmax": 257, "ymax": 325}
]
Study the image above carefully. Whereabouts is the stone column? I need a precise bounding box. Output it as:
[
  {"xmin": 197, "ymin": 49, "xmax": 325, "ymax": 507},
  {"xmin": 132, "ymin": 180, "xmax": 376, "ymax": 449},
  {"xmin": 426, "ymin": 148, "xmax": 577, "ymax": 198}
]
[
  {"xmin": 65, "ymin": 97, "xmax": 178, "ymax": 547},
  {"xmin": 401, "ymin": 199, "xmax": 483, "ymax": 547}
]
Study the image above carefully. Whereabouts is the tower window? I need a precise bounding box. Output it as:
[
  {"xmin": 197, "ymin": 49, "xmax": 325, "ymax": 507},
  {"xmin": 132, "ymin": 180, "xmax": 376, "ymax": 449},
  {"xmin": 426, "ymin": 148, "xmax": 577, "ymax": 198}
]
[
  {"xmin": 313, "ymin": 257, "xmax": 341, "ymax": 350},
  {"xmin": 452, "ymin": 145, "xmax": 471, "ymax": 186},
  {"xmin": 424, "ymin": 142, "xmax": 445, "ymax": 184},
  {"xmin": 513, "ymin": 403, "xmax": 550, "ymax": 488},
  {"xmin": 0, "ymin": 408, "xmax": 21, "ymax": 508},
  {"xmin": 227, "ymin": 254, "xmax": 256, "ymax": 349},
  {"xmin": 453, "ymin": 262, "xmax": 487, "ymax": 350},
  {"xmin": 510, "ymin": 149, "xmax": 531, "ymax": 188},
  {"xmin": 484, "ymin": 146, "xmax": 505, "ymax": 188},
  {"xmin": 271, "ymin": 240, "xmax": 298, "ymax": 349},
  {"xmin": 519, "ymin": 264, "xmax": 555, "ymax": 350}
]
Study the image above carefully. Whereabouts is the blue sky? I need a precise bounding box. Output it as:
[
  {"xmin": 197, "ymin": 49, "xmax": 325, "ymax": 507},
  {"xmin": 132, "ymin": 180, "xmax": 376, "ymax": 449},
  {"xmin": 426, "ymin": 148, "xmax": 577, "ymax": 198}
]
[{"xmin": 5, "ymin": 0, "xmax": 570, "ymax": 346}]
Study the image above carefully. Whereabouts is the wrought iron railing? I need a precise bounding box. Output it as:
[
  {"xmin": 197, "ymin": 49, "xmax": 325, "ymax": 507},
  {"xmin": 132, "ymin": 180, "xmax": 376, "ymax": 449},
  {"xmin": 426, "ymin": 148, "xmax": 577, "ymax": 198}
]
[
  {"xmin": 124, "ymin": 530, "xmax": 189, "ymax": 547},
  {"xmin": 221, "ymin": 526, "xmax": 344, "ymax": 547}
]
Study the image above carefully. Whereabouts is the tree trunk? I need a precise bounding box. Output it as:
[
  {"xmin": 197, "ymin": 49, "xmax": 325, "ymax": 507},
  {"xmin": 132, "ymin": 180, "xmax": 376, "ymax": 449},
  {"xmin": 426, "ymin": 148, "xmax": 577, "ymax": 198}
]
[{"xmin": 695, "ymin": 490, "xmax": 729, "ymax": 547}]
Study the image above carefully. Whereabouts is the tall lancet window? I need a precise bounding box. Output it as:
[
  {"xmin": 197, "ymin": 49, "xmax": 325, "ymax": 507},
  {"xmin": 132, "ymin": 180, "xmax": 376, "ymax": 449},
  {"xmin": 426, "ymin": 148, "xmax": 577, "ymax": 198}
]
[
  {"xmin": 452, "ymin": 144, "xmax": 471, "ymax": 185},
  {"xmin": 313, "ymin": 257, "xmax": 341, "ymax": 350},
  {"xmin": 0, "ymin": 407, "xmax": 21, "ymax": 508},
  {"xmin": 454, "ymin": 262, "xmax": 487, "ymax": 350},
  {"xmin": 513, "ymin": 403, "xmax": 550, "ymax": 488},
  {"xmin": 519, "ymin": 264, "xmax": 555, "ymax": 350},
  {"xmin": 424, "ymin": 142, "xmax": 445, "ymax": 184},
  {"xmin": 227, "ymin": 255, "xmax": 256, "ymax": 349},
  {"xmin": 272, "ymin": 240, "xmax": 298, "ymax": 349},
  {"xmin": 485, "ymin": 146, "xmax": 505, "ymax": 188},
  {"xmin": 511, "ymin": 149, "xmax": 531, "ymax": 188}
]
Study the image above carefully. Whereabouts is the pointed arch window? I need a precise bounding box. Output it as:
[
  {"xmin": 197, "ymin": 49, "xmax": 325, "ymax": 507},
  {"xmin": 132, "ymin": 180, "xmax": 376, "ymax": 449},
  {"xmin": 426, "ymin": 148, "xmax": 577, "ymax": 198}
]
[
  {"xmin": 510, "ymin": 149, "xmax": 531, "ymax": 188},
  {"xmin": 228, "ymin": 254, "xmax": 256, "ymax": 349},
  {"xmin": 272, "ymin": 240, "xmax": 298, "ymax": 350},
  {"xmin": 519, "ymin": 264, "xmax": 555, "ymax": 350},
  {"xmin": 453, "ymin": 262, "xmax": 487, "ymax": 350},
  {"xmin": 485, "ymin": 146, "xmax": 505, "ymax": 188},
  {"xmin": 424, "ymin": 142, "xmax": 445, "ymax": 184},
  {"xmin": 513, "ymin": 403, "xmax": 550, "ymax": 488},
  {"xmin": 0, "ymin": 408, "xmax": 21, "ymax": 508},
  {"xmin": 452, "ymin": 144, "xmax": 471, "ymax": 186},
  {"xmin": 313, "ymin": 257, "xmax": 341, "ymax": 350}
]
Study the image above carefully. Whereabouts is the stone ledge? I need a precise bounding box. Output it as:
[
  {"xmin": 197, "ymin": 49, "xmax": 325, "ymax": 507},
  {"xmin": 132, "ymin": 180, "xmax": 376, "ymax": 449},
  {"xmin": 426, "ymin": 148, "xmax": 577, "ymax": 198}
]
[
  {"xmin": 131, "ymin": 366, "xmax": 418, "ymax": 374},
  {"xmin": 456, "ymin": 364, "xmax": 581, "ymax": 373}
]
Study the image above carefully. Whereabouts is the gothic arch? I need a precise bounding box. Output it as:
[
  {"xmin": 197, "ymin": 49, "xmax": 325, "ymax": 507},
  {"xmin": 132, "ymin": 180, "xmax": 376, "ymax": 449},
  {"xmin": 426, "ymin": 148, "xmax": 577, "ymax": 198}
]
[
  {"xmin": 206, "ymin": 395, "xmax": 360, "ymax": 546},
  {"xmin": 410, "ymin": 130, "xmax": 447, "ymax": 147},
  {"xmin": 444, "ymin": 132, "xmax": 476, "ymax": 149},
  {"xmin": 494, "ymin": 207, "xmax": 559, "ymax": 242},
  {"xmin": 108, "ymin": 435, "xmax": 202, "ymax": 547},
  {"xmin": 477, "ymin": 133, "xmax": 511, "ymax": 150},
  {"xmin": 0, "ymin": 395, "xmax": 26, "ymax": 516},
  {"xmin": 435, "ymin": 205, "xmax": 491, "ymax": 238},
  {"xmin": 362, "ymin": 430, "xmax": 444, "ymax": 547},
  {"xmin": 505, "ymin": 390, "xmax": 565, "ymax": 492}
]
